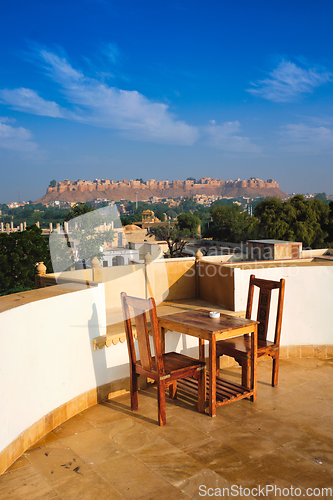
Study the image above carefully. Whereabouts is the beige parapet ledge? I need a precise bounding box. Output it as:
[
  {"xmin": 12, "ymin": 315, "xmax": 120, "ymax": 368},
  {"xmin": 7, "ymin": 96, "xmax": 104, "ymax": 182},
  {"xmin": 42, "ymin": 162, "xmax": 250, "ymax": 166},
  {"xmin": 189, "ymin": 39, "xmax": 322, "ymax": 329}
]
[
  {"xmin": 216, "ymin": 257, "xmax": 333, "ymax": 270},
  {"xmin": 0, "ymin": 284, "xmax": 92, "ymax": 314}
]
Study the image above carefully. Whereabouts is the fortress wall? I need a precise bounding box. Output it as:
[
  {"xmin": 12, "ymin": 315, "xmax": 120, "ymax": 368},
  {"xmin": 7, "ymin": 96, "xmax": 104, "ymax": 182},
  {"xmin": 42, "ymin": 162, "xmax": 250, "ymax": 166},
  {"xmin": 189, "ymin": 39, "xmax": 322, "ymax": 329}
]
[{"xmin": 39, "ymin": 178, "xmax": 285, "ymax": 204}]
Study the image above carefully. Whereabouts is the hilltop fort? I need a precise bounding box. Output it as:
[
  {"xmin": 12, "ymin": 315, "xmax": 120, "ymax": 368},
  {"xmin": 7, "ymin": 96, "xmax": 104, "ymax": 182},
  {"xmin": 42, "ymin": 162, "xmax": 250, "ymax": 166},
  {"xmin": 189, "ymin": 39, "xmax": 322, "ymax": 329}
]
[{"xmin": 37, "ymin": 177, "xmax": 287, "ymax": 204}]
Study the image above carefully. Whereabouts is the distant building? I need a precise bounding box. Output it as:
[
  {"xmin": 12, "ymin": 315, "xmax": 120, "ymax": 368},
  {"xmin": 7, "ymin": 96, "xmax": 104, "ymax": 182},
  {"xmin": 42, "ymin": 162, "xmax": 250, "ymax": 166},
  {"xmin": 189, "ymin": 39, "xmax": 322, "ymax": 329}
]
[
  {"xmin": 101, "ymin": 248, "xmax": 139, "ymax": 267},
  {"xmin": 247, "ymin": 240, "xmax": 302, "ymax": 261}
]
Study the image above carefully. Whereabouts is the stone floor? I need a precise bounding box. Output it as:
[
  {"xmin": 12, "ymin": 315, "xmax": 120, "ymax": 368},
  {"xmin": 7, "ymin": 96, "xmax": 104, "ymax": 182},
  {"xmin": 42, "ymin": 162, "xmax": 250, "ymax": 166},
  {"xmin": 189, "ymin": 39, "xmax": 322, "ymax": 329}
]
[{"xmin": 1, "ymin": 358, "xmax": 333, "ymax": 499}]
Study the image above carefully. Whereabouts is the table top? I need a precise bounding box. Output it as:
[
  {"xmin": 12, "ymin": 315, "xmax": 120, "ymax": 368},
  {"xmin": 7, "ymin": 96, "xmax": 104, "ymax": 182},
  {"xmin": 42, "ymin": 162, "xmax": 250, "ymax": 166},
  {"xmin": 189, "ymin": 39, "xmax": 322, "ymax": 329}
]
[{"xmin": 158, "ymin": 308, "xmax": 259, "ymax": 341}]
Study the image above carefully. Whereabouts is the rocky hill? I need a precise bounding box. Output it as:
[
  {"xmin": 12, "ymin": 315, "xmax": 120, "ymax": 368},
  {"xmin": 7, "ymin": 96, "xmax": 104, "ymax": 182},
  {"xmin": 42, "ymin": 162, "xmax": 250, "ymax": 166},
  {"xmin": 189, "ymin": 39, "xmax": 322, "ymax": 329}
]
[{"xmin": 36, "ymin": 177, "xmax": 287, "ymax": 204}]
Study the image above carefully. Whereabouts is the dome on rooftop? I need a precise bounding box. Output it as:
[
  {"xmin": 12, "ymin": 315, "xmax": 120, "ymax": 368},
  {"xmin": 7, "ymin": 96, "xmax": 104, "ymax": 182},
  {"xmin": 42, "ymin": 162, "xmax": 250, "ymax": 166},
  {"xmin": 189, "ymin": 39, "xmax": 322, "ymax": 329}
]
[{"xmin": 124, "ymin": 224, "xmax": 141, "ymax": 231}]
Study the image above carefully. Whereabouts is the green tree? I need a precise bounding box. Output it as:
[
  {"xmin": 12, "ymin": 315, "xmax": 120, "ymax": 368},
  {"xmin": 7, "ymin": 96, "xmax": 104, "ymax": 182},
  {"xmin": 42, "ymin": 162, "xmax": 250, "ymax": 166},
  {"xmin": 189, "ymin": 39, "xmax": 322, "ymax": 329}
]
[
  {"xmin": 64, "ymin": 203, "xmax": 96, "ymax": 222},
  {"xmin": 70, "ymin": 211, "xmax": 115, "ymax": 261},
  {"xmin": 49, "ymin": 230, "xmax": 74, "ymax": 273},
  {"xmin": 209, "ymin": 205, "xmax": 258, "ymax": 243},
  {"xmin": 254, "ymin": 197, "xmax": 288, "ymax": 240},
  {"xmin": 155, "ymin": 210, "xmax": 165, "ymax": 222},
  {"xmin": 177, "ymin": 213, "xmax": 201, "ymax": 236},
  {"xmin": 147, "ymin": 225, "xmax": 188, "ymax": 257},
  {"xmin": 193, "ymin": 208, "xmax": 211, "ymax": 237},
  {"xmin": 166, "ymin": 209, "xmax": 178, "ymax": 220},
  {"xmin": 0, "ymin": 225, "xmax": 52, "ymax": 295},
  {"xmin": 211, "ymin": 198, "xmax": 238, "ymax": 208},
  {"xmin": 255, "ymin": 195, "xmax": 330, "ymax": 248},
  {"xmin": 49, "ymin": 180, "xmax": 57, "ymax": 187},
  {"xmin": 178, "ymin": 196, "xmax": 197, "ymax": 213},
  {"xmin": 327, "ymin": 202, "xmax": 333, "ymax": 245},
  {"xmin": 314, "ymin": 192, "xmax": 328, "ymax": 203}
]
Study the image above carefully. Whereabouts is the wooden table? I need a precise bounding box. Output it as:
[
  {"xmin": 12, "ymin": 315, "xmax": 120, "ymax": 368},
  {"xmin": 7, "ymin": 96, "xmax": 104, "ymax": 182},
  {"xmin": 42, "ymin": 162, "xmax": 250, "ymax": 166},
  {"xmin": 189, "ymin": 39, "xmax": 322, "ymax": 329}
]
[{"xmin": 158, "ymin": 309, "xmax": 259, "ymax": 417}]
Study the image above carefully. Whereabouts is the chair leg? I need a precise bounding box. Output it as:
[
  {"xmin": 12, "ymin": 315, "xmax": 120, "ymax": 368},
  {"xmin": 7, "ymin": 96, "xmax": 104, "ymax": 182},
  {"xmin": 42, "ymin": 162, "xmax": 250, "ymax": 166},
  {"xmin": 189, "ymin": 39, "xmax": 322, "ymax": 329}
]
[
  {"xmin": 197, "ymin": 368, "xmax": 206, "ymax": 413},
  {"xmin": 241, "ymin": 359, "xmax": 251, "ymax": 389},
  {"xmin": 272, "ymin": 352, "xmax": 279, "ymax": 387},
  {"xmin": 130, "ymin": 372, "xmax": 138, "ymax": 411},
  {"xmin": 169, "ymin": 381, "xmax": 177, "ymax": 399},
  {"xmin": 157, "ymin": 380, "xmax": 167, "ymax": 426}
]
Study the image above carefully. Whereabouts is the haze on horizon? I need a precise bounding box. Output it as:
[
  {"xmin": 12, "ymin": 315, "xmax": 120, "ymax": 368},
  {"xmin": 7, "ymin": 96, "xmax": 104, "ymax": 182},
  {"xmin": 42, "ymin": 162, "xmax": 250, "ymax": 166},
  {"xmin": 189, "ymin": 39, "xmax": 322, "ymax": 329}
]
[{"xmin": 0, "ymin": 0, "xmax": 332, "ymax": 203}]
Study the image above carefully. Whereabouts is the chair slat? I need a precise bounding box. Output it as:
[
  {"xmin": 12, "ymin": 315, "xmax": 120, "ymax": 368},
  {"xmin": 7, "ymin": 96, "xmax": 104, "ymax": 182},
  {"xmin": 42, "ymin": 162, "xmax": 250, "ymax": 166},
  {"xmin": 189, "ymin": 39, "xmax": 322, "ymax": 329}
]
[
  {"xmin": 256, "ymin": 287, "xmax": 272, "ymax": 342},
  {"xmin": 132, "ymin": 307, "xmax": 152, "ymax": 372}
]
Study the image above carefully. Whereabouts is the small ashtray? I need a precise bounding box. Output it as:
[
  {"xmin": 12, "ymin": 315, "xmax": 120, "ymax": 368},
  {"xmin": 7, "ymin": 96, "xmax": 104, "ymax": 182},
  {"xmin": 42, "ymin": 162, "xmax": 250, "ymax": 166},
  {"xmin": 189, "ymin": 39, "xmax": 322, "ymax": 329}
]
[{"xmin": 209, "ymin": 311, "xmax": 220, "ymax": 318}]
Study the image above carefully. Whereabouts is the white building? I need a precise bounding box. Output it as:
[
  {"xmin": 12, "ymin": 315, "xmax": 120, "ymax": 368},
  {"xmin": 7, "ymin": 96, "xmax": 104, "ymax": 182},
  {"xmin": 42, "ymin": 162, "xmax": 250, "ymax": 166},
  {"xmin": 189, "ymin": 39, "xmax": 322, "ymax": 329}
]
[{"xmin": 101, "ymin": 248, "xmax": 140, "ymax": 266}]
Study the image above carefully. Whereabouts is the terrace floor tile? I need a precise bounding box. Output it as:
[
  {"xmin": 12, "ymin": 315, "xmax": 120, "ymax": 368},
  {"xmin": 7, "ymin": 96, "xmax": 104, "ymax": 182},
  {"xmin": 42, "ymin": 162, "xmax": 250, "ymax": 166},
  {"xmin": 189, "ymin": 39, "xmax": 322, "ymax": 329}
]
[{"xmin": 1, "ymin": 358, "xmax": 333, "ymax": 499}]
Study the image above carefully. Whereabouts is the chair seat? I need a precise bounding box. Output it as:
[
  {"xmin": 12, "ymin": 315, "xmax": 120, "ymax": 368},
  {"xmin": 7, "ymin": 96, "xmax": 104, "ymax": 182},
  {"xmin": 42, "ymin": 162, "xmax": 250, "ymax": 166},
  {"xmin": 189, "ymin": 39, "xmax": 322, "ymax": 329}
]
[
  {"xmin": 216, "ymin": 336, "xmax": 278, "ymax": 359},
  {"xmin": 136, "ymin": 351, "xmax": 205, "ymax": 377}
]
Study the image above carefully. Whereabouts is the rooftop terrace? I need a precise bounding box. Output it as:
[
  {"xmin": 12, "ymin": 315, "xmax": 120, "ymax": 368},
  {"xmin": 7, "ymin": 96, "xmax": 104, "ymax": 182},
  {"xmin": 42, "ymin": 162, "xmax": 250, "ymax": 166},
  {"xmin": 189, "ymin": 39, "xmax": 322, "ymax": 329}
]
[
  {"xmin": 1, "ymin": 250, "xmax": 333, "ymax": 497},
  {"xmin": 1, "ymin": 357, "xmax": 333, "ymax": 499}
]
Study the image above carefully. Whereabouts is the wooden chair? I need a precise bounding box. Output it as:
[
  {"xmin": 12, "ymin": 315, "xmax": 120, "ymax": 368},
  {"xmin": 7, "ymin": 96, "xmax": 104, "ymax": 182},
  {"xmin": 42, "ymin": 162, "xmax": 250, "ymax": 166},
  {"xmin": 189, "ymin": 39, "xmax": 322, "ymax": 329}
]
[
  {"xmin": 216, "ymin": 274, "xmax": 285, "ymax": 387},
  {"xmin": 121, "ymin": 292, "xmax": 206, "ymax": 425}
]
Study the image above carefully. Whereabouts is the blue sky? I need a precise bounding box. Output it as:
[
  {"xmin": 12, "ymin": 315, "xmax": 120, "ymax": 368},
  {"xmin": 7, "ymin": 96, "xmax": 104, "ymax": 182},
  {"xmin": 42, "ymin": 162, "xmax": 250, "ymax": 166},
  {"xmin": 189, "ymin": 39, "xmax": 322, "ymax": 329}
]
[{"xmin": 0, "ymin": 0, "xmax": 332, "ymax": 203}]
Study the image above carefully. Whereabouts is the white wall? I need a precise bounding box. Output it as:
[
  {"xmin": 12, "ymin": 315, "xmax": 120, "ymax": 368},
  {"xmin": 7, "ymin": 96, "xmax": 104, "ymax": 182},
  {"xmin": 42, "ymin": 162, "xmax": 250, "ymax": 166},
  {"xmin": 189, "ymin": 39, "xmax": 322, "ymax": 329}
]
[
  {"xmin": 234, "ymin": 265, "xmax": 333, "ymax": 346},
  {"xmin": 0, "ymin": 283, "xmax": 129, "ymax": 454},
  {"xmin": 102, "ymin": 249, "xmax": 140, "ymax": 267}
]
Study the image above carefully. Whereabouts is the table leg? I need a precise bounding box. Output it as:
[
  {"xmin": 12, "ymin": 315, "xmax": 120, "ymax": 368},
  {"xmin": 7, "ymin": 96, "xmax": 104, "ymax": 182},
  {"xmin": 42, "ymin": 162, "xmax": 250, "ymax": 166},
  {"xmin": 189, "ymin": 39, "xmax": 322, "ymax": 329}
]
[
  {"xmin": 198, "ymin": 338, "xmax": 206, "ymax": 412},
  {"xmin": 199, "ymin": 338, "xmax": 205, "ymax": 363},
  {"xmin": 250, "ymin": 325, "xmax": 258, "ymax": 402},
  {"xmin": 209, "ymin": 335, "xmax": 217, "ymax": 417},
  {"xmin": 160, "ymin": 327, "xmax": 166, "ymax": 355}
]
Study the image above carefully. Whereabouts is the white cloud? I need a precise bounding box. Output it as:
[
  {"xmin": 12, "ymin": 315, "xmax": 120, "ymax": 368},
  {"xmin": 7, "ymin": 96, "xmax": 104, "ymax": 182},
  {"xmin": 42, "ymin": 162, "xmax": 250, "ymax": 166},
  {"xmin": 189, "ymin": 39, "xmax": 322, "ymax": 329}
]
[
  {"xmin": 1, "ymin": 47, "xmax": 266, "ymax": 150},
  {"xmin": 0, "ymin": 116, "xmax": 15, "ymax": 124},
  {"xmin": 205, "ymin": 121, "xmax": 261, "ymax": 153},
  {"xmin": 247, "ymin": 60, "xmax": 332, "ymax": 102},
  {"xmin": 0, "ymin": 88, "xmax": 69, "ymax": 118},
  {"xmin": 1, "ymin": 48, "xmax": 199, "ymax": 146},
  {"xmin": 40, "ymin": 50, "xmax": 84, "ymax": 85},
  {"xmin": 279, "ymin": 123, "xmax": 333, "ymax": 153},
  {"xmin": 0, "ymin": 117, "xmax": 37, "ymax": 151}
]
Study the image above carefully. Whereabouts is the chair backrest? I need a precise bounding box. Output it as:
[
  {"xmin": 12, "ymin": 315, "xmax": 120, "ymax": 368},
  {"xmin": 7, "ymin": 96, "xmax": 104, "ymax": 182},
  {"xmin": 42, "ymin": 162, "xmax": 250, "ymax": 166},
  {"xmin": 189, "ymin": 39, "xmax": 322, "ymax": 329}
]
[
  {"xmin": 121, "ymin": 292, "xmax": 164, "ymax": 375},
  {"xmin": 246, "ymin": 274, "xmax": 285, "ymax": 345}
]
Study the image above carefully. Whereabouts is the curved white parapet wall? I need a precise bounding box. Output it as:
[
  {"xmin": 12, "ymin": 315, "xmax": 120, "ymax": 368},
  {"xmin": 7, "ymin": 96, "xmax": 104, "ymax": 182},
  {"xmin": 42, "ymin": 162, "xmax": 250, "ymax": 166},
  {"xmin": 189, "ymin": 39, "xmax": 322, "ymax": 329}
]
[
  {"xmin": 0, "ymin": 280, "xmax": 198, "ymax": 474},
  {"xmin": 0, "ymin": 283, "xmax": 131, "ymax": 473},
  {"xmin": 234, "ymin": 265, "xmax": 333, "ymax": 346}
]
